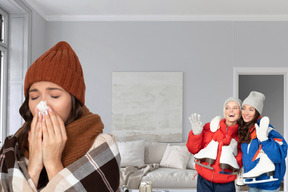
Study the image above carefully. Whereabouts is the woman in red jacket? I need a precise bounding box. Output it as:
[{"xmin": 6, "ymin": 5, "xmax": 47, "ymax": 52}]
[{"xmin": 186, "ymin": 97, "xmax": 243, "ymax": 192}]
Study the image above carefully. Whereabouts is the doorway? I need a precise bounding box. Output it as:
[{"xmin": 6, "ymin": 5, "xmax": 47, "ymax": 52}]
[
  {"xmin": 234, "ymin": 67, "xmax": 288, "ymax": 192},
  {"xmin": 239, "ymin": 75, "xmax": 284, "ymax": 135}
]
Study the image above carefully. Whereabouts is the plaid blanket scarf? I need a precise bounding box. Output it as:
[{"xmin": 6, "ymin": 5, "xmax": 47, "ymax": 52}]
[{"xmin": 0, "ymin": 133, "xmax": 121, "ymax": 192}]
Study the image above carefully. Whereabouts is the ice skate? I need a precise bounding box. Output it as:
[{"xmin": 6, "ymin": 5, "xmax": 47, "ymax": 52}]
[
  {"xmin": 194, "ymin": 140, "xmax": 218, "ymax": 170},
  {"xmin": 235, "ymin": 168, "xmax": 245, "ymax": 186},
  {"xmin": 244, "ymin": 149, "xmax": 278, "ymax": 184},
  {"xmin": 219, "ymin": 139, "xmax": 239, "ymax": 175}
]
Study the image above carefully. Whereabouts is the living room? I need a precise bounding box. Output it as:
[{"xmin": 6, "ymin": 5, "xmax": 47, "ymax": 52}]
[{"xmin": 0, "ymin": 0, "xmax": 287, "ymax": 191}]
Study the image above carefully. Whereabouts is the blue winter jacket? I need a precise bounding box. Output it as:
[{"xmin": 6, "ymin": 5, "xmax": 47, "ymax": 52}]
[{"xmin": 241, "ymin": 118, "xmax": 287, "ymax": 190}]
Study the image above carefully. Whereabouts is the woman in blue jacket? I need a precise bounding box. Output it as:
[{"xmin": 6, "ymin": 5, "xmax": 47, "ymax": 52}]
[{"xmin": 238, "ymin": 91, "xmax": 287, "ymax": 192}]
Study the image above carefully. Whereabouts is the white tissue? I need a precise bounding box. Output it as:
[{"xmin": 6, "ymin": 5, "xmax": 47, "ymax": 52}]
[{"xmin": 37, "ymin": 101, "xmax": 48, "ymax": 115}]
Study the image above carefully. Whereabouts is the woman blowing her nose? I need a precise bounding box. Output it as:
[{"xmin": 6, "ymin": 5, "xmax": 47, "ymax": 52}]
[{"xmin": 0, "ymin": 41, "xmax": 120, "ymax": 191}]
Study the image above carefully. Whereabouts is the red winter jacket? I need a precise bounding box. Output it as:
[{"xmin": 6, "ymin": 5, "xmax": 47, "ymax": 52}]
[{"xmin": 186, "ymin": 118, "xmax": 242, "ymax": 183}]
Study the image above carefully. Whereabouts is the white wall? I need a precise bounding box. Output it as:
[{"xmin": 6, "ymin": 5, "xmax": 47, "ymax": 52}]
[{"xmin": 34, "ymin": 21, "xmax": 288, "ymax": 141}]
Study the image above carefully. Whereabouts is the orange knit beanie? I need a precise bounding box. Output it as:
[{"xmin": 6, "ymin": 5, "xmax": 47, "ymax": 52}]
[{"xmin": 24, "ymin": 41, "xmax": 86, "ymax": 105}]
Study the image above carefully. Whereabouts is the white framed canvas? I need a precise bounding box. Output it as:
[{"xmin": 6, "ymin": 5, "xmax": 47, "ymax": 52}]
[{"xmin": 112, "ymin": 72, "xmax": 183, "ymax": 142}]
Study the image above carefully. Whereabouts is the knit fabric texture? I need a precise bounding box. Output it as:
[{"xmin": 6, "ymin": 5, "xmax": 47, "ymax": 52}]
[
  {"xmin": 223, "ymin": 97, "xmax": 242, "ymax": 117},
  {"xmin": 24, "ymin": 41, "xmax": 86, "ymax": 105},
  {"xmin": 242, "ymin": 91, "xmax": 265, "ymax": 114},
  {"xmin": 60, "ymin": 105, "xmax": 104, "ymax": 167}
]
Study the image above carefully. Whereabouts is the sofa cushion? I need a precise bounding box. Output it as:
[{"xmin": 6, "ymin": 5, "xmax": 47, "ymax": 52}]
[
  {"xmin": 118, "ymin": 140, "xmax": 145, "ymax": 167},
  {"xmin": 145, "ymin": 142, "xmax": 168, "ymax": 164},
  {"xmin": 141, "ymin": 168, "xmax": 197, "ymax": 188},
  {"xmin": 159, "ymin": 144, "xmax": 190, "ymax": 170}
]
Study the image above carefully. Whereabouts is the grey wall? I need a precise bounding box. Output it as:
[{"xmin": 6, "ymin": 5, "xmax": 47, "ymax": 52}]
[
  {"xmin": 30, "ymin": 9, "xmax": 47, "ymax": 61},
  {"xmin": 28, "ymin": 21, "xmax": 288, "ymax": 141}
]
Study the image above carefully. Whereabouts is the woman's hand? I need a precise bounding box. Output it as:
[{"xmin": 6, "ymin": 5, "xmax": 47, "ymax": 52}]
[
  {"xmin": 42, "ymin": 107, "xmax": 67, "ymax": 180},
  {"xmin": 28, "ymin": 109, "xmax": 43, "ymax": 187},
  {"xmin": 189, "ymin": 113, "xmax": 203, "ymax": 135},
  {"xmin": 255, "ymin": 116, "xmax": 270, "ymax": 142}
]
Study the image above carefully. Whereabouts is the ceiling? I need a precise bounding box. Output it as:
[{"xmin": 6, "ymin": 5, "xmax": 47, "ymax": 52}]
[{"xmin": 19, "ymin": 0, "xmax": 288, "ymax": 21}]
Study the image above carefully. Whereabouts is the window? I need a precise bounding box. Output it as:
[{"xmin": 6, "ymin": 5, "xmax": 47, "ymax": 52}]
[
  {"xmin": 0, "ymin": 9, "xmax": 8, "ymax": 45},
  {"xmin": 0, "ymin": 14, "xmax": 3, "ymax": 43},
  {"xmin": 0, "ymin": 8, "xmax": 8, "ymax": 145},
  {"xmin": 0, "ymin": 14, "xmax": 2, "ymax": 43}
]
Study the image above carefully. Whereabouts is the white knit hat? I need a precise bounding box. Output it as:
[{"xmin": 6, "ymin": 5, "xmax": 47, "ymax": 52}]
[
  {"xmin": 242, "ymin": 91, "xmax": 265, "ymax": 114},
  {"xmin": 223, "ymin": 97, "xmax": 242, "ymax": 116}
]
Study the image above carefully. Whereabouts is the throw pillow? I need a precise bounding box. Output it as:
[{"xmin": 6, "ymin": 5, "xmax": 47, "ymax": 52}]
[
  {"xmin": 186, "ymin": 154, "xmax": 195, "ymax": 169},
  {"xmin": 160, "ymin": 144, "xmax": 190, "ymax": 169},
  {"xmin": 117, "ymin": 140, "xmax": 145, "ymax": 167},
  {"xmin": 145, "ymin": 142, "xmax": 168, "ymax": 164}
]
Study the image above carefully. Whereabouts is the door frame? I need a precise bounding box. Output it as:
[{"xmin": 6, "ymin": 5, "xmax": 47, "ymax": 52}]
[{"xmin": 234, "ymin": 67, "xmax": 288, "ymax": 192}]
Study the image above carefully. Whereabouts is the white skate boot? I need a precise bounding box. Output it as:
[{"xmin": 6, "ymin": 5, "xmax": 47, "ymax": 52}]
[
  {"xmin": 243, "ymin": 149, "xmax": 278, "ymax": 184},
  {"xmin": 219, "ymin": 139, "xmax": 239, "ymax": 175},
  {"xmin": 235, "ymin": 168, "xmax": 245, "ymax": 186},
  {"xmin": 194, "ymin": 140, "xmax": 219, "ymax": 170}
]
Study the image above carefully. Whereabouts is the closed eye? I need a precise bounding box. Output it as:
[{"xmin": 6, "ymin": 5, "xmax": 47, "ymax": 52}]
[{"xmin": 31, "ymin": 96, "xmax": 39, "ymax": 100}]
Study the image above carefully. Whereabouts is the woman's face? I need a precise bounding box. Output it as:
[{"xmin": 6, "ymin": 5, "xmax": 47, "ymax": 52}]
[
  {"xmin": 241, "ymin": 104, "xmax": 256, "ymax": 123},
  {"xmin": 28, "ymin": 81, "xmax": 72, "ymax": 123},
  {"xmin": 224, "ymin": 101, "xmax": 241, "ymax": 125}
]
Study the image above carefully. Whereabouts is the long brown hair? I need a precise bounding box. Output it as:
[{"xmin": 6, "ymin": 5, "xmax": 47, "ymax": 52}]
[{"xmin": 238, "ymin": 110, "xmax": 260, "ymax": 144}]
